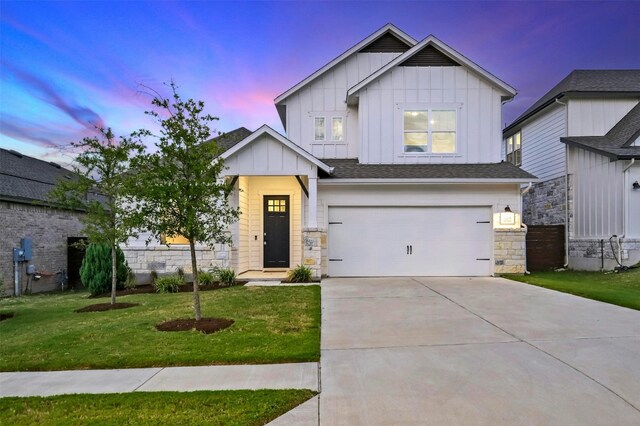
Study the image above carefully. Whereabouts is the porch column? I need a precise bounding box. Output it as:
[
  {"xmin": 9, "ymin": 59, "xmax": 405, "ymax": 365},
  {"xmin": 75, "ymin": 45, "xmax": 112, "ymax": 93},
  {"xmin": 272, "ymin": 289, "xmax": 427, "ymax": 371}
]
[{"xmin": 308, "ymin": 176, "xmax": 318, "ymax": 228}]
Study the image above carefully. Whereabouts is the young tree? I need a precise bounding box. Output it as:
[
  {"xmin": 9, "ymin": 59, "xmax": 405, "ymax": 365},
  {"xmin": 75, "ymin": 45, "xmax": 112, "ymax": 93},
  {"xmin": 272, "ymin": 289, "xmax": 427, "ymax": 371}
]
[
  {"xmin": 49, "ymin": 128, "xmax": 144, "ymax": 304},
  {"xmin": 131, "ymin": 82, "xmax": 239, "ymax": 320}
]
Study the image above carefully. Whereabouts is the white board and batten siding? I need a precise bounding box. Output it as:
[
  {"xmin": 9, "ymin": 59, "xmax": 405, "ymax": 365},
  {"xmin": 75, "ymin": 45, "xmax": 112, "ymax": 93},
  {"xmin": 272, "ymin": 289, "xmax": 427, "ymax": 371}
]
[
  {"xmin": 284, "ymin": 52, "xmax": 403, "ymax": 159},
  {"xmin": 358, "ymin": 66, "xmax": 505, "ymax": 164},
  {"xmin": 567, "ymin": 98, "xmax": 639, "ymax": 136},
  {"xmin": 519, "ymin": 103, "xmax": 567, "ymax": 182},
  {"xmin": 224, "ymin": 134, "xmax": 318, "ymax": 177}
]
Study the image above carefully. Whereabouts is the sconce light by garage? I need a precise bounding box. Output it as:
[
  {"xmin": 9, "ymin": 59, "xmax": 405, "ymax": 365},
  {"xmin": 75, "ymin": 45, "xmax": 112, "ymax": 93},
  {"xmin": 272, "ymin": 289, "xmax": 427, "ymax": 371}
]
[
  {"xmin": 633, "ymin": 181, "xmax": 640, "ymax": 190},
  {"xmin": 499, "ymin": 205, "xmax": 516, "ymax": 225}
]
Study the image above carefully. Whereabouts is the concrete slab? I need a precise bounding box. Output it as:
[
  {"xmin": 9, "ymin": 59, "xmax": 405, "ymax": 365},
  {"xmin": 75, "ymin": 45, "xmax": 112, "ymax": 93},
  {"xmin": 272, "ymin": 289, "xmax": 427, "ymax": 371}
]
[
  {"xmin": 533, "ymin": 336, "xmax": 640, "ymax": 408},
  {"xmin": 245, "ymin": 281, "xmax": 318, "ymax": 287},
  {"xmin": 416, "ymin": 277, "xmax": 640, "ymax": 340},
  {"xmin": 320, "ymin": 343, "xmax": 640, "ymax": 425},
  {"xmin": 322, "ymin": 277, "xmax": 439, "ymax": 299},
  {"xmin": 267, "ymin": 395, "xmax": 318, "ymax": 426},
  {"xmin": 322, "ymin": 295, "xmax": 516, "ymax": 350},
  {"xmin": 0, "ymin": 368, "xmax": 161, "ymax": 397},
  {"xmin": 136, "ymin": 363, "xmax": 319, "ymax": 392}
]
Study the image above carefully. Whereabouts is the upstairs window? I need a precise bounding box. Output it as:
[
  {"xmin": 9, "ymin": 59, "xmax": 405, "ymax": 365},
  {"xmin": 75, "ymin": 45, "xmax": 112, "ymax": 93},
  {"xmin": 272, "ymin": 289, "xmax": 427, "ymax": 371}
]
[
  {"xmin": 332, "ymin": 117, "xmax": 344, "ymax": 141},
  {"xmin": 506, "ymin": 132, "xmax": 521, "ymax": 166},
  {"xmin": 403, "ymin": 109, "xmax": 456, "ymax": 154},
  {"xmin": 314, "ymin": 117, "xmax": 325, "ymax": 141}
]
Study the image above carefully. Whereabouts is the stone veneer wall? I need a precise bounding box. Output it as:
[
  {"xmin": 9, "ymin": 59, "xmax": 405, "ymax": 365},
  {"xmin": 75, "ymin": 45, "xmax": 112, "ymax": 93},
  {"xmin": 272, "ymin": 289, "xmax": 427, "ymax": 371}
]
[
  {"xmin": 302, "ymin": 228, "xmax": 326, "ymax": 279},
  {"xmin": 1, "ymin": 201, "xmax": 85, "ymax": 295},
  {"xmin": 569, "ymin": 238, "xmax": 640, "ymax": 271},
  {"xmin": 522, "ymin": 176, "xmax": 567, "ymax": 225},
  {"xmin": 121, "ymin": 244, "xmax": 230, "ymax": 283},
  {"xmin": 494, "ymin": 228, "xmax": 527, "ymax": 274}
]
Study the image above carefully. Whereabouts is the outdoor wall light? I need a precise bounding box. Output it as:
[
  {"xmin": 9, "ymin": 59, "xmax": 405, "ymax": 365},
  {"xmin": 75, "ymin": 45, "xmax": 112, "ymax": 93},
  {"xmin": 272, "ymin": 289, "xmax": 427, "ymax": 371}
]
[
  {"xmin": 633, "ymin": 181, "xmax": 640, "ymax": 190},
  {"xmin": 499, "ymin": 205, "xmax": 516, "ymax": 225}
]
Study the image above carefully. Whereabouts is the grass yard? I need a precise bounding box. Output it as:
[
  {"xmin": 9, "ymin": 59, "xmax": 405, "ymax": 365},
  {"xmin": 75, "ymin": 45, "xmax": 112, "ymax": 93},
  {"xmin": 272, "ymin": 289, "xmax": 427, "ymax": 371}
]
[
  {"xmin": 0, "ymin": 390, "xmax": 316, "ymax": 426},
  {"xmin": 0, "ymin": 285, "xmax": 320, "ymax": 371},
  {"xmin": 507, "ymin": 267, "xmax": 640, "ymax": 310}
]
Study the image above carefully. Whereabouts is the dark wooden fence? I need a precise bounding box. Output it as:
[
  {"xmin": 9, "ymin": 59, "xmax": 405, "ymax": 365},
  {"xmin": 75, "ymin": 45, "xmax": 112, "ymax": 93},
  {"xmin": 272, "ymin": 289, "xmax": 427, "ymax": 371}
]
[{"xmin": 526, "ymin": 225, "xmax": 565, "ymax": 271}]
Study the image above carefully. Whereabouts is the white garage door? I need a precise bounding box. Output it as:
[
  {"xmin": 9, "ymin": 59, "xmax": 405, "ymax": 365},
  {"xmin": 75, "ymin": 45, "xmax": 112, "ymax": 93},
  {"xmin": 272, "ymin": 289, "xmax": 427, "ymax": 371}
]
[{"xmin": 328, "ymin": 206, "xmax": 493, "ymax": 276}]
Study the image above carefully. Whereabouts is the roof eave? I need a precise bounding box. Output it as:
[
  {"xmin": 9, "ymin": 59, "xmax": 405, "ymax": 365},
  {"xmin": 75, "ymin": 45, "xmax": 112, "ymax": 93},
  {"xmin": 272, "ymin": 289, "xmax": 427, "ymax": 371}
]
[
  {"xmin": 318, "ymin": 177, "xmax": 538, "ymax": 185},
  {"xmin": 560, "ymin": 137, "xmax": 619, "ymax": 160}
]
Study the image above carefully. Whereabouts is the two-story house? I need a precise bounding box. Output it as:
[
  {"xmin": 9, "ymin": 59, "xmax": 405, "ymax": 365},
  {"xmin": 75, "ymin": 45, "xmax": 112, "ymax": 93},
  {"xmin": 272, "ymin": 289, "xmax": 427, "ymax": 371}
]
[
  {"xmin": 123, "ymin": 24, "xmax": 535, "ymax": 278},
  {"xmin": 503, "ymin": 70, "xmax": 640, "ymax": 270}
]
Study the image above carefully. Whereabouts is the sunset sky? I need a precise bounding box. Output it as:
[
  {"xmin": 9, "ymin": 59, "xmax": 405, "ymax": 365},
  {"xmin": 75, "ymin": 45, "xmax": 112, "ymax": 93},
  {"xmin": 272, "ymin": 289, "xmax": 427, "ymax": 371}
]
[{"xmin": 1, "ymin": 1, "xmax": 639, "ymax": 166}]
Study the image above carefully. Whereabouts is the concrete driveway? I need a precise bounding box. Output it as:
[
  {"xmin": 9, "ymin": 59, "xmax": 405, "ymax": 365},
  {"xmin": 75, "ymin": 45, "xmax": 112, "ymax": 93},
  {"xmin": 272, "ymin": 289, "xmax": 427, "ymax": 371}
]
[{"xmin": 320, "ymin": 277, "xmax": 640, "ymax": 425}]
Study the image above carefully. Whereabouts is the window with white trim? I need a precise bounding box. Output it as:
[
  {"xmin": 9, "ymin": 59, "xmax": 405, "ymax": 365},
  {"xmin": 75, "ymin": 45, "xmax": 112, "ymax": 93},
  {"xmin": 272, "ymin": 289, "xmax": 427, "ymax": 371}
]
[
  {"xmin": 331, "ymin": 117, "xmax": 343, "ymax": 141},
  {"xmin": 505, "ymin": 132, "xmax": 521, "ymax": 166},
  {"xmin": 403, "ymin": 109, "xmax": 457, "ymax": 154},
  {"xmin": 314, "ymin": 117, "xmax": 325, "ymax": 141}
]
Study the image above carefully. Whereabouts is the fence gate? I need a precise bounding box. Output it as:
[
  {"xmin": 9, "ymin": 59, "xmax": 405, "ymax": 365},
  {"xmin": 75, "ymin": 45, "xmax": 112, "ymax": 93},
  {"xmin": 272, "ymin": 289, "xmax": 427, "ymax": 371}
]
[{"xmin": 526, "ymin": 225, "xmax": 565, "ymax": 271}]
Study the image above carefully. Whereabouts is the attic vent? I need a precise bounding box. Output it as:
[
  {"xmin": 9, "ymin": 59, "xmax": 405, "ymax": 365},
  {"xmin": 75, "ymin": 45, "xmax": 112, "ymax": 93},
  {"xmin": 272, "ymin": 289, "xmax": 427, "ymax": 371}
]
[
  {"xmin": 49, "ymin": 161, "xmax": 62, "ymax": 169},
  {"xmin": 8, "ymin": 149, "xmax": 23, "ymax": 158},
  {"xmin": 359, "ymin": 33, "xmax": 411, "ymax": 53},
  {"xmin": 399, "ymin": 45, "xmax": 460, "ymax": 67}
]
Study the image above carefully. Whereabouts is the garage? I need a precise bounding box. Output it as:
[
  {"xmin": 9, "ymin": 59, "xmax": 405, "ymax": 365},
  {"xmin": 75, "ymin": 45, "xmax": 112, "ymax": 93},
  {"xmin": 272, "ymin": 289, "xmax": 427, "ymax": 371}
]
[{"xmin": 327, "ymin": 206, "xmax": 493, "ymax": 276}]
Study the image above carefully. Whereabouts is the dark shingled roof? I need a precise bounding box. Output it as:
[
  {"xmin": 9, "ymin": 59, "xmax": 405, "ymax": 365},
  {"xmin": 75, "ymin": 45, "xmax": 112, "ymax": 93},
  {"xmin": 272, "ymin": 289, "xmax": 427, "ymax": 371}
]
[
  {"xmin": 505, "ymin": 70, "xmax": 640, "ymax": 135},
  {"xmin": 208, "ymin": 127, "xmax": 253, "ymax": 152},
  {"xmin": 320, "ymin": 159, "xmax": 537, "ymax": 180},
  {"xmin": 561, "ymin": 103, "xmax": 640, "ymax": 159},
  {"xmin": 0, "ymin": 148, "xmax": 82, "ymax": 206}
]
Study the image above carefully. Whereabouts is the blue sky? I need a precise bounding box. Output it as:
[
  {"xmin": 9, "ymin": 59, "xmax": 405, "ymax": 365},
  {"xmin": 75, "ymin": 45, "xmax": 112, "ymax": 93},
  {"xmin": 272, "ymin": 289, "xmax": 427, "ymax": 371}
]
[{"xmin": 1, "ymin": 1, "xmax": 639, "ymax": 166}]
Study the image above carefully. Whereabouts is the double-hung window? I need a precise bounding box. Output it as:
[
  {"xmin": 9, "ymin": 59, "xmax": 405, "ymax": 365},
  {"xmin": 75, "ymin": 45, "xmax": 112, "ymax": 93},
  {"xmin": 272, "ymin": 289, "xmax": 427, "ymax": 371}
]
[
  {"xmin": 314, "ymin": 117, "xmax": 325, "ymax": 141},
  {"xmin": 314, "ymin": 115, "xmax": 344, "ymax": 142},
  {"xmin": 505, "ymin": 132, "xmax": 521, "ymax": 166},
  {"xmin": 403, "ymin": 109, "xmax": 457, "ymax": 154}
]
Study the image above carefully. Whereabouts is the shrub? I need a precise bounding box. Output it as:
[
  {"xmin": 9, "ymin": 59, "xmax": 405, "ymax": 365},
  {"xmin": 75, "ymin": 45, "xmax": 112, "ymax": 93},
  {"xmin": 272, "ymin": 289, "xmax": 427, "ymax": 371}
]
[
  {"xmin": 149, "ymin": 270, "xmax": 158, "ymax": 285},
  {"xmin": 198, "ymin": 270, "xmax": 215, "ymax": 286},
  {"xmin": 287, "ymin": 265, "xmax": 313, "ymax": 283},
  {"xmin": 80, "ymin": 244, "xmax": 128, "ymax": 296},
  {"xmin": 154, "ymin": 275, "xmax": 182, "ymax": 293},
  {"xmin": 211, "ymin": 266, "xmax": 236, "ymax": 287},
  {"xmin": 124, "ymin": 268, "xmax": 137, "ymax": 289},
  {"xmin": 176, "ymin": 267, "xmax": 186, "ymax": 282}
]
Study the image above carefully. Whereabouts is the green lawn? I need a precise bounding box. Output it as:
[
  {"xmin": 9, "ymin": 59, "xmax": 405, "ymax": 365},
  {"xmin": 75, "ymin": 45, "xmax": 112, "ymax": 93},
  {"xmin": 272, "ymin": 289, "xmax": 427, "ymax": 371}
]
[
  {"xmin": 0, "ymin": 390, "xmax": 316, "ymax": 426},
  {"xmin": 0, "ymin": 286, "xmax": 320, "ymax": 371},
  {"xmin": 506, "ymin": 267, "xmax": 640, "ymax": 310}
]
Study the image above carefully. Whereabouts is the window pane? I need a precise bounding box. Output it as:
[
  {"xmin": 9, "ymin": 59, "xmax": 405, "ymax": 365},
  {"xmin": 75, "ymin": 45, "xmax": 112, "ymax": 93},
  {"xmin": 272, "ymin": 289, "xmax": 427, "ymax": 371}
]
[
  {"xmin": 404, "ymin": 133, "xmax": 427, "ymax": 152},
  {"xmin": 506, "ymin": 137, "xmax": 513, "ymax": 154},
  {"xmin": 431, "ymin": 110, "xmax": 456, "ymax": 131},
  {"xmin": 432, "ymin": 132, "xmax": 456, "ymax": 153},
  {"xmin": 514, "ymin": 132, "xmax": 521, "ymax": 149},
  {"xmin": 404, "ymin": 111, "xmax": 428, "ymax": 131},
  {"xmin": 515, "ymin": 149, "xmax": 521, "ymax": 166},
  {"xmin": 332, "ymin": 117, "xmax": 343, "ymax": 141},
  {"xmin": 314, "ymin": 117, "xmax": 325, "ymax": 140}
]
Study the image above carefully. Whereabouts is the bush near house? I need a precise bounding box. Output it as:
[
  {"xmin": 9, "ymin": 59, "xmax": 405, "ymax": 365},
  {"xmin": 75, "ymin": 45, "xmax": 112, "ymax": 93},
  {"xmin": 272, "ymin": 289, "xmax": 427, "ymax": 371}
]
[
  {"xmin": 154, "ymin": 275, "xmax": 183, "ymax": 293},
  {"xmin": 286, "ymin": 265, "xmax": 313, "ymax": 283},
  {"xmin": 80, "ymin": 244, "xmax": 128, "ymax": 296}
]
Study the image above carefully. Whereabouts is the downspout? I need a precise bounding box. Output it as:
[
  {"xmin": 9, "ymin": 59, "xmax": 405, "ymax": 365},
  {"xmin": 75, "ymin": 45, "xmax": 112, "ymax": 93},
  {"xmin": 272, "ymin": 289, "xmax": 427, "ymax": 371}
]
[{"xmin": 556, "ymin": 97, "xmax": 569, "ymax": 267}]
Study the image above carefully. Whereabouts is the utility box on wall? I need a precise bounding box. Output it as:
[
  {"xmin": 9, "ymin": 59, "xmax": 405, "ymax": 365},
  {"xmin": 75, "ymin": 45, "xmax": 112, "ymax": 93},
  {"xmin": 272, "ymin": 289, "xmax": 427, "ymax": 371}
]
[{"xmin": 21, "ymin": 238, "xmax": 33, "ymax": 260}]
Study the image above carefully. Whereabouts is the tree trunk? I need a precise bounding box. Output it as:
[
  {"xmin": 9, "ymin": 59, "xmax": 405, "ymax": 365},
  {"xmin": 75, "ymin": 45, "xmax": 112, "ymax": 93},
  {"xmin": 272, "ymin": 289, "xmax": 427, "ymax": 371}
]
[
  {"xmin": 111, "ymin": 244, "xmax": 117, "ymax": 305},
  {"xmin": 189, "ymin": 239, "xmax": 202, "ymax": 320}
]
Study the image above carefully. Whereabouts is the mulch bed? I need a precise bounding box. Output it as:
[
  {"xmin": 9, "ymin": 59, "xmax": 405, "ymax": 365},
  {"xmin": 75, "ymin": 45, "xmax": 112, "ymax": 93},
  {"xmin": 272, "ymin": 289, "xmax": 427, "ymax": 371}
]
[
  {"xmin": 75, "ymin": 303, "xmax": 140, "ymax": 313},
  {"xmin": 0, "ymin": 312, "xmax": 15, "ymax": 321},
  {"xmin": 91, "ymin": 282, "xmax": 247, "ymax": 298},
  {"xmin": 155, "ymin": 318, "xmax": 234, "ymax": 334}
]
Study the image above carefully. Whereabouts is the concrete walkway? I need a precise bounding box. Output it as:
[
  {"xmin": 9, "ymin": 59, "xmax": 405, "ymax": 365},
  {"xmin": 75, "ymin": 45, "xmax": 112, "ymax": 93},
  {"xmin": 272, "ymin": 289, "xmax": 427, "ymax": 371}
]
[
  {"xmin": 0, "ymin": 363, "xmax": 319, "ymax": 397},
  {"xmin": 320, "ymin": 277, "xmax": 640, "ymax": 425}
]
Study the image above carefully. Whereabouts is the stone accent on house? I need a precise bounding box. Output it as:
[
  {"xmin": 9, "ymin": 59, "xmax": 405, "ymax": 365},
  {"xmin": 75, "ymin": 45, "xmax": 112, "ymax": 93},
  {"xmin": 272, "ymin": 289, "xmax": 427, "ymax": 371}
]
[
  {"xmin": 121, "ymin": 244, "xmax": 230, "ymax": 283},
  {"xmin": 302, "ymin": 228, "xmax": 326, "ymax": 279},
  {"xmin": 0, "ymin": 201, "xmax": 85, "ymax": 295},
  {"xmin": 522, "ymin": 176, "xmax": 567, "ymax": 225},
  {"xmin": 569, "ymin": 237, "xmax": 640, "ymax": 271},
  {"xmin": 494, "ymin": 228, "xmax": 527, "ymax": 274}
]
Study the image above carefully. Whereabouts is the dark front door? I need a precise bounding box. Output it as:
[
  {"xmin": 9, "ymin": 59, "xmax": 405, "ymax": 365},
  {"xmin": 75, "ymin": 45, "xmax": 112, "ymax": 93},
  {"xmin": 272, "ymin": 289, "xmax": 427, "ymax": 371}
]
[{"xmin": 263, "ymin": 195, "xmax": 290, "ymax": 268}]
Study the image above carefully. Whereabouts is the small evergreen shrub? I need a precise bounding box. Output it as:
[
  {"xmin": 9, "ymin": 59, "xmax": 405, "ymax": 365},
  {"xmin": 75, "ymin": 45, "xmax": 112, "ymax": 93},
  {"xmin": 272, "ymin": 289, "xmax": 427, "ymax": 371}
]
[
  {"xmin": 176, "ymin": 267, "xmax": 186, "ymax": 282},
  {"xmin": 124, "ymin": 268, "xmax": 137, "ymax": 289},
  {"xmin": 149, "ymin": 270, "xmax": 158, "ymax": 285},
  {"xmin": 198, "ymin": 270, "xmax": 215, "ymax": 286},
  {"xmin": 211, "ymin": 266, "xmax": 236, "ymax": 287},
  {"xmin": 80, "ymin": 244, "xmax": 128, "ymax": 295},
  {"xmin": 154, "ymin": 275, "xmax": 182, "ymax": 293},
  {"xmin": 287, "ymin": 265, "xmax": 313, "ymax": 283}
]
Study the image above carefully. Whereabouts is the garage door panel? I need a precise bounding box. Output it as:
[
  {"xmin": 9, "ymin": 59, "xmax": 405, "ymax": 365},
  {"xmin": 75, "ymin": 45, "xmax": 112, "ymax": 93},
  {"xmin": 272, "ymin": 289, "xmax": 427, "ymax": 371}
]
[{"xmin": 328, "ymin": 206, "xmax": 492, "ymax": 277}]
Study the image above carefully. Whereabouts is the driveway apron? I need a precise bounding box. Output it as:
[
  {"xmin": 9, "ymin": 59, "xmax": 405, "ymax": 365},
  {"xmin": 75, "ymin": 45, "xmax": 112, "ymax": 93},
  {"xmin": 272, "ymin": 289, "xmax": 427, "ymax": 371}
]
[{"xmin": 320, "ymin": 277, "xmax": 640, "ymax": 425}]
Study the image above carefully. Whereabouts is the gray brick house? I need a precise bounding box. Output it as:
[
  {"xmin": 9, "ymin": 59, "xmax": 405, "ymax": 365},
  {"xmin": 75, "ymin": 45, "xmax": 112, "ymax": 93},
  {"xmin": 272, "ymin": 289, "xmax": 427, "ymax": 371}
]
[{"xmin": 0, "ymin": 148, "xmax": 86, "ymax": 295}]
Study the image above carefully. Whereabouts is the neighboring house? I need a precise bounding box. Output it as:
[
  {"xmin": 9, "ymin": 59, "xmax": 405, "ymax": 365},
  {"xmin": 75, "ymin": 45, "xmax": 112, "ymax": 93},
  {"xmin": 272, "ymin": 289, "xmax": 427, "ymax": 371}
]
[
  {"xmin": 0, "ymin": 148, "xmax": 86, "ymax": 294},
  {"xmin": 503, "ymin": 70, "xmax": 640, "ymax": 270},
  {"xmin": 124, "ymin": 24, "xmax": 535, "ymax": 279}
]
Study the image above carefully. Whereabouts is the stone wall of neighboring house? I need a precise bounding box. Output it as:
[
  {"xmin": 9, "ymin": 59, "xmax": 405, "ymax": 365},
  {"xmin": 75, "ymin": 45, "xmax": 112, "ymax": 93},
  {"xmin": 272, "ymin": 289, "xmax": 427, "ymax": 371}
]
[
  {"xmin": 569, "ymin": 238, "xmax": 640, "ymax": 271},
  {"xmin": 522, "ymin": 176, "xmax": 567, "ymax": 225},
  {"xmin": 494, "ymin": 227, "xmax": 527, "ymax": 274},
  {"xmin": 0, "ymin": 201, "xmax": 85, "ymax": 295},
  {"xmin": 121, "ymin": 244, "xmax": 230, "ymax": 284}
]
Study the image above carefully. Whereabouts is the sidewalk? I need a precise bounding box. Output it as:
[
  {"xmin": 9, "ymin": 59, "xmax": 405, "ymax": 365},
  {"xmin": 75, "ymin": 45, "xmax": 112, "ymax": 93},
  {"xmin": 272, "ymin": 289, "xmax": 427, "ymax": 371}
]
[{"xmin": 0, "ymin": 362, "xmax": 319, "ymax": 397}]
